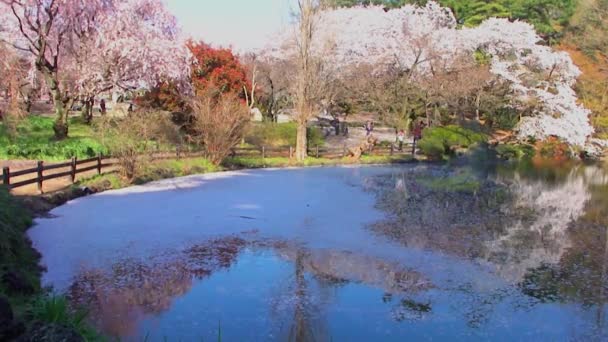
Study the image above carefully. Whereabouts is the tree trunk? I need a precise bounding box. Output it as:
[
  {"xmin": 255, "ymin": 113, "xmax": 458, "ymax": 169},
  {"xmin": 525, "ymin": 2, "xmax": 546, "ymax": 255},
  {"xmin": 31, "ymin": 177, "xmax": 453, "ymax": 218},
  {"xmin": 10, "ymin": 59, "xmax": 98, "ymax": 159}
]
[
  {"xmin": 82, "ymin": 97, "xmax": 94, "ymax": 124},
  {"xmin": 52, "ymin": 101, "xmax": 68, "ymax": 139},
  {"xmin": 41, "ymin": 69, "xmax": 69, "ymax": 139},
  {"xmin": 295, "ymin": 120, "xmax": 308, "ymax": 161}
]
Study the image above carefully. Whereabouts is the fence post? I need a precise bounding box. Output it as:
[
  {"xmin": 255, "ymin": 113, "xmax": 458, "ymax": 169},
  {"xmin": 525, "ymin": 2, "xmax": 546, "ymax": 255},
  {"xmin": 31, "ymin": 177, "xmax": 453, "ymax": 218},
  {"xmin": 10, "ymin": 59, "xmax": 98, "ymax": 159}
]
[
  {"xmin": 2, "ymin": 167, "xmax": 9, "ymax": 186},
  {"xmin": 71, "ymin": 157, "xmax": 77, "ymax": 183},
  {"xmin": 412, "ymin": 138, "xmax": 417, "ymax": 156},
  {"xmin": 289, "ymin": 146, "xmax": 293, "ymax": 159},
  {"xmin": 342, "ymin": 143, "xmax": 347, "ymax": 158},
  {"xmin": 97, "ymin": 154, "xmax": 102, "ymax": 174},
  {"xmin": 390, "ymin": 144, "xmax": 394, "ymax": 156},
  {"xmin": 316, "ymin": 145, "xmax": 320, "ymax": 158},
  {"xmin": 176, "ymin": 146, "xmax": 181, "ymax": 160},
  {"xmin": 37, "ymin": 161, "xmax": 43, "ymax": 193},
  {"xmin": 262, "ymin": 146, "xmax": 266, "ymax": 159}
]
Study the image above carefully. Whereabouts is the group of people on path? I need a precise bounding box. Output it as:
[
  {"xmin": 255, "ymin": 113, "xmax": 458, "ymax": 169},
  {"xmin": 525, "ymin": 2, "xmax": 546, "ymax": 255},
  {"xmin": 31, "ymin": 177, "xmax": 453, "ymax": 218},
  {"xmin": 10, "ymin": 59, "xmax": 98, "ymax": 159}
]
[
  {"xmin": 395, "ymin": 121, "xmax": 426, "ymax": 151},
  {"xmin": 329, "ymin": 118, "xmax": 426, "ymax": 153}
]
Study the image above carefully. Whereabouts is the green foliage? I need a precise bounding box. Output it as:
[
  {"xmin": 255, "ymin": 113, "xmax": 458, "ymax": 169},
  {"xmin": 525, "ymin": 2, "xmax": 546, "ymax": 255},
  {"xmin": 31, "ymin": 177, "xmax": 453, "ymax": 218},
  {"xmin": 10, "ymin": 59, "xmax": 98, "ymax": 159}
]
[
  {"xmin": 0, "ymin": 116, "xmax": 107, "ymax": 161},
  {"xmin": 244, "ymin": 123, "xmax": 324, "ymax": 148},
  {"xmin": 495, "ymin": 143, "xmax": 535, "ymax": 160},
  {"xmin": 134, "ymin": 158, "xmax": 220, "ymax": 184},
  {"xmin": 487, "ymin": 107, "xmax": 520, "ymax": 130},
  {"xmin": 418, "ymin": 125, "xmax": 487, "ymax": 159},
  {"xmin": 441, "ymin": 0, "xmax": 575, "ymax": 39},
  {"xmin": 0, "ymin": 186, "xmax": 38, "ymax": 296},
  {"xmin": 78, "ymin": 173, "xmax": 128, "ymax": 193},
  {"xmin": 473, "ymin": 48, "xmax": 492, "ymax": 65},
  {"xmin": 31, "ymin": 295, "xmax": 100, "ymax": 341},
  {"xmin": 509, "ymin": 0, "xmax": 575, "ymax": 39},
  {"xmin": 457, "ymin": 1, "xmax": 511, "ymax": 27}
]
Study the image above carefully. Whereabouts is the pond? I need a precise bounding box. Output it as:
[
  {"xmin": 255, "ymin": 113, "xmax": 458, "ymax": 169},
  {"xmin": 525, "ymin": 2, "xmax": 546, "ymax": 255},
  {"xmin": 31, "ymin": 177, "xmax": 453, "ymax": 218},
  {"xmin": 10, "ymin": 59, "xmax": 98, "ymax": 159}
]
[{"xmin": 28, "ymin": 162, "xmax": 608, "ymax": 341}]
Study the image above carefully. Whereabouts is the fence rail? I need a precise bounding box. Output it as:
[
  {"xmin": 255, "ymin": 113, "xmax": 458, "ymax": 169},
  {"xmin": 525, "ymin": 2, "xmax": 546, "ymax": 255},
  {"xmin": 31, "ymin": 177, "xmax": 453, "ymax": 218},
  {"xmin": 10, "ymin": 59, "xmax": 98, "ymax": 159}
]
[{"xmin": 1, "ymin": 140, "xmax": 417, "ymax": 192}]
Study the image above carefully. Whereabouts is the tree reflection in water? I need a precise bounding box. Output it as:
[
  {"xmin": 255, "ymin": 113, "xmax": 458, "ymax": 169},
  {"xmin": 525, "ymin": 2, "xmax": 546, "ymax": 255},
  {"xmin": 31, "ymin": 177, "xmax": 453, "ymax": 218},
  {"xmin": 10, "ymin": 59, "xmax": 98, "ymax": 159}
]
[
  {"xmin": 270, "ymin": 244, "xmax": 433, "ymax": 341},
  {"xmin": 69, "ymin": 235, "xmax": 434, "ymax": 340},
  {"xmin": 370, "ymin": 163, "xmax": 608, "ymax": 338},
  {"xmin": 63, "ymin": 163, "xmax": 608, "ymax": 340},
  {"xmin": 69, "ymin": 236, "xmax": 247, "ymax": 339}
]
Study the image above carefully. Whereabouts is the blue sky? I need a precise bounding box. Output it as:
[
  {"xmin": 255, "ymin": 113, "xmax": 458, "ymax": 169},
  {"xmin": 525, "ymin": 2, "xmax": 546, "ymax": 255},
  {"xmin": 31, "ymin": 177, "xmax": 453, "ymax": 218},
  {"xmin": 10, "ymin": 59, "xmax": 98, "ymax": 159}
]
[{"xmin": 165, "ymin": 0, "xmax": 297, "ymax": 51}]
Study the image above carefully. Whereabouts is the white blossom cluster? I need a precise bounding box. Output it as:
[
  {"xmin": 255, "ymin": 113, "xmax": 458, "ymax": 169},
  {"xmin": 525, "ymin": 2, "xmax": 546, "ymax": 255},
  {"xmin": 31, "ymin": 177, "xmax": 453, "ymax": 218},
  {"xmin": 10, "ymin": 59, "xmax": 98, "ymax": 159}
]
[
  {"xmin": 458, "ymin": 19, "xmax": 593, "ymax": 147},
  {"xmin": 269, "ymin": 1, "xmax": 597, "ymax": 148}
]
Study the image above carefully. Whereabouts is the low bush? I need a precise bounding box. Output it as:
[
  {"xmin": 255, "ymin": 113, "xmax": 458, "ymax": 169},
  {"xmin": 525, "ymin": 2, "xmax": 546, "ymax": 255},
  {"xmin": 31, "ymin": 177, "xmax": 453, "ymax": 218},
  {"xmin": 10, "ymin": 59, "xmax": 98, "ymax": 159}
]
[
  {"xmin": 418, "ymin": 125, "xmax": 487, "ymax": 159},
  {"xmin": 535, "ymin": 137, "xmax": 572, "ymax": 160},
  {"xmin": 488, "ymin": 107, "xmax": 520, "ymax": 130},
  {"xmin": 30, "ymin": 295, "xmax": 99, "ymax": 341},
  {"xmin": 95, "ymin": 111, "xmax": 180, "ymax": 180},
  {"xmin": 495, "ymin": 144, "xmax": 535, "ymax": 160},
  {"xmin": 245, "ymin": 122, "xmax": 324, "ymax": 148}
]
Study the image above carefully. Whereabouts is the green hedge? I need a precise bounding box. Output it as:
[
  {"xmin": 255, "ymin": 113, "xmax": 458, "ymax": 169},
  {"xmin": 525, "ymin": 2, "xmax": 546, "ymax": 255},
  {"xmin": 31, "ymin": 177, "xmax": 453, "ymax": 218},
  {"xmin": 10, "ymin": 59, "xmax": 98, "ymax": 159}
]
[
  {"xmin": 244, "ymin": 122, "xmax": 324, "ymax": 148},
  {"xmin": 418, "ymin": 125, "xmax": 487, "ymax": 159}
]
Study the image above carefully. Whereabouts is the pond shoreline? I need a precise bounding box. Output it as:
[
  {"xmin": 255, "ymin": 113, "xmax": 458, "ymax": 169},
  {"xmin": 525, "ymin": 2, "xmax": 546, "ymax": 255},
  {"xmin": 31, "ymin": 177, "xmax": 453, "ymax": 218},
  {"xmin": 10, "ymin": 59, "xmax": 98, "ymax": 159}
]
[
  {"xmin": 2, "ymin": 157, "xmax": 423, "ymax": 340},
  {"xmin": 6, "ymin": 156, "xmax": 606, "ymax": 340}
]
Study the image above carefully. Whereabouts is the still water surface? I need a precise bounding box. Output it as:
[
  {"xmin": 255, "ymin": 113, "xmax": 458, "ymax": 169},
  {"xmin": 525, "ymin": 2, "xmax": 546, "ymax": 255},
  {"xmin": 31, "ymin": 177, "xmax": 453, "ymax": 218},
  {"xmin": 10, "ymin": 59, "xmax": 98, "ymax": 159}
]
[{"xmin": 28, "ymin": 163, "xmax": 608, "ymax": 341}]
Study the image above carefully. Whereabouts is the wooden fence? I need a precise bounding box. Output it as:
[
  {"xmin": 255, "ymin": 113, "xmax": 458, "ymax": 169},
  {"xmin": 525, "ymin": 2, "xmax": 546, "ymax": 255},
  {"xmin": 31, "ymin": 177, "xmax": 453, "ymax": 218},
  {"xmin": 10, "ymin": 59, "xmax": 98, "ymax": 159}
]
[
  {"xmin": 1, "ymin": 155, "xmax": 113, "ymax": 193},
  {"xmin": 1, "ymin": 141, "xmax": 416, "ymax": 192}
]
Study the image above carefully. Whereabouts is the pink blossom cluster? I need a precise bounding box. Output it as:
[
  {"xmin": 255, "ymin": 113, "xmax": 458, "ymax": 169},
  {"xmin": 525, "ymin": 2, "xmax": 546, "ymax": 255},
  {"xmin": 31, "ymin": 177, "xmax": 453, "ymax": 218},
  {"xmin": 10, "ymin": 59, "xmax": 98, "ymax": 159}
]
[{"xmin": 0, "ymin": 0, "xmax": 191, "ymax": 99}]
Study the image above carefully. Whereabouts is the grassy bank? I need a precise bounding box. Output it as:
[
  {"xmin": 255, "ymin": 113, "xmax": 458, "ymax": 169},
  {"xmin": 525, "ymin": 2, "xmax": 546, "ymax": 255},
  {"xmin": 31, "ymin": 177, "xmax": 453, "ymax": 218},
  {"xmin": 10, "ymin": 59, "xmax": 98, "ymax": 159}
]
[
  {"xmin": 0, "ymin": 150, "xmax": 413, "ymax": 340},
  {"xmin": 78, "ymin": 154, "xmax": 414, "ymax": 193},
  {"xmin": 0, "ymin": 186, "xmax": 100, "ymax": 341},
  {"xmin": 0, "ymin": 116, "xmax": 106, "ymax": 161}
]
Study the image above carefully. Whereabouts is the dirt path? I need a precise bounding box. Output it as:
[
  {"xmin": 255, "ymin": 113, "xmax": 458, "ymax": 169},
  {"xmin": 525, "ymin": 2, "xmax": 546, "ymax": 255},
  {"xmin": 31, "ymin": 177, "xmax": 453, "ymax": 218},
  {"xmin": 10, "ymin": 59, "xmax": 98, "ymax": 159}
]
[{"xmin": 324, "ymin": 126, "xmax": 403, "ymax": 148}]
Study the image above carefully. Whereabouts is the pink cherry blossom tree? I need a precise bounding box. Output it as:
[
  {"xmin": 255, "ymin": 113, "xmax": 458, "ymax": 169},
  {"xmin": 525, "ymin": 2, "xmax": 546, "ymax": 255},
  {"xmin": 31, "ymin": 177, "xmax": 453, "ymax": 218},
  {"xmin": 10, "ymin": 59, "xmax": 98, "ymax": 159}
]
[{"xmin": 0, "ymin": 0, "xmax": 190, "ymax": 138}]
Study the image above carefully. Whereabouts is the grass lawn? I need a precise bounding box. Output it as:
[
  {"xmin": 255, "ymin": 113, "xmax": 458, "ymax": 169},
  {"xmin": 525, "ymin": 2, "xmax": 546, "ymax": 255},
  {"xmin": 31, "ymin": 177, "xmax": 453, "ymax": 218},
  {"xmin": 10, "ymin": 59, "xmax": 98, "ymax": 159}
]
[{"xmin": 0, "ymin": 116, "xmax": 107, "ymax": 161}]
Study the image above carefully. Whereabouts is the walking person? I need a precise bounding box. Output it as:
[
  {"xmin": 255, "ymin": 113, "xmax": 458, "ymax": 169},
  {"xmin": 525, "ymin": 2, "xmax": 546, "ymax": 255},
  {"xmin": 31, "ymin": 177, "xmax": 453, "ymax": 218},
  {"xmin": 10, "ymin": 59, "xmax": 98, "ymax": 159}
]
[
  {"xmin": 365, "ymin": 120, "xmax": 374, "ymax": 136},
  {"xmin": 342, "ymin": 118, "xmax": 349, "ymax": 137},
  {"xmin": 334, "ymin": 116, "xmax": 340, "ymax": 136},
  {"xmin": 414, "ymin": 122, "xmax": 424, "ymax": 141},
  {"xmin": 397, "ymin": 129, "xmax": 405, "ymax": 151},
  {"xmin": 100, "ymin": 99, "xmax": 106, "ymax": 115}
]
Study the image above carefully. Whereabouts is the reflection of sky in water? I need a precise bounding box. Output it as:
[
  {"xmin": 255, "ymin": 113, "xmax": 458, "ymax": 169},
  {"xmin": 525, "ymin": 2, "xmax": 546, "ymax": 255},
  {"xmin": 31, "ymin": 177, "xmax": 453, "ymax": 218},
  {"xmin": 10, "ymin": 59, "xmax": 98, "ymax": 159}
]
[
  {"xmin": 27, "ymin": 165, "xmax": 608, "ymax": 340},
  {"xmin": 129, "ymin": 249, "xmax": 603, "ymax": 341}
]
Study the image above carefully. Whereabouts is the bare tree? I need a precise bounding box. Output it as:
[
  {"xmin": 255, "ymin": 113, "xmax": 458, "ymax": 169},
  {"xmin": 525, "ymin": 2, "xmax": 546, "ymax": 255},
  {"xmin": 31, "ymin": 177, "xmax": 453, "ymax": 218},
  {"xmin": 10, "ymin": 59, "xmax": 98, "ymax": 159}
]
[
  {"xmin": 293, "ymin": 0, "xmax": 326, "ymax": 161},
  {"xmin": 189, "ymin": 89, "xmax": 250, "ymax": 165},
  {"xmin": 96, "ymin": 110, "xmax": 180, "ymax": 180}
]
